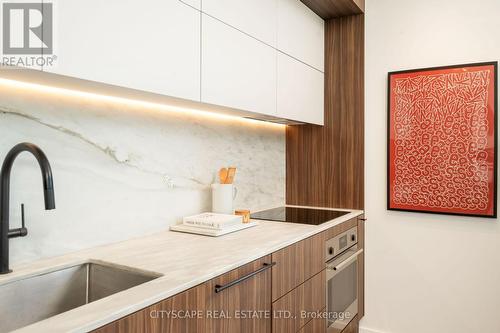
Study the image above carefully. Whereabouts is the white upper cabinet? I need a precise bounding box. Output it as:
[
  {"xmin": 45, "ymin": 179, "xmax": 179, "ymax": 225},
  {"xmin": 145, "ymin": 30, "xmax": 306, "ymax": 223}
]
[
  {"xmin": 277, "ymin": 0, "xmax": 324, "ymax": 71},
  {"xmin": 277, "ymin": 53, "xmax": 324, "ymax": 125},
  {"xmin": 47, "ymin": 0, "xmax": 200, "ymax": 101},
  {"xmin": 201, "ymin": 14, "xmax": 277, "ymax": 116},
  {"xmin": 202, "ymin": 0, "xmax": 277, "ymax": 47},
  {"xmin": 180, "ymin": 0, "xmax": 201, "ymax": 10},
  {"xmin": 33, "ymin": 0, "xmax": 324, "ymax": 124}
]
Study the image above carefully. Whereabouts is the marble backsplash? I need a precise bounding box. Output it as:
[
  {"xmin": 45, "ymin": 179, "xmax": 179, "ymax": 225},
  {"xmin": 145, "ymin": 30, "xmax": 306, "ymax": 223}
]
[{"xmin": 0, "ymin": 85, "xmax": 285, "ymax": 265}]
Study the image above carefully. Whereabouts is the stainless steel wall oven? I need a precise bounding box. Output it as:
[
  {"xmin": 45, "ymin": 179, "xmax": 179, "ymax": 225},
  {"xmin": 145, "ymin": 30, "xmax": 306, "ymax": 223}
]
[{"xmin": 325, "ymin": 226, "xmax": 363, "ymax": 332}]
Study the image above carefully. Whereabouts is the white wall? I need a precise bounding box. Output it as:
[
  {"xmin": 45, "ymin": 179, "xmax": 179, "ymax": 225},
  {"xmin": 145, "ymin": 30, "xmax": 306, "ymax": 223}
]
[
  {"xmin": 364, "ymin": 0, "xmax": 500, "ymax": 333},
  {"xmin": 0, "ymin": 85, "xmax": 285, "ymax": 266}
]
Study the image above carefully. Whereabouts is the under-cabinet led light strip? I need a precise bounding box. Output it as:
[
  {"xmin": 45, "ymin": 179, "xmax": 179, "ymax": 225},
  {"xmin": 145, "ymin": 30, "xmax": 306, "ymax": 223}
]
[{"xmin": 0, "ymin": 77, "xmax": 286, "ymax": 129}]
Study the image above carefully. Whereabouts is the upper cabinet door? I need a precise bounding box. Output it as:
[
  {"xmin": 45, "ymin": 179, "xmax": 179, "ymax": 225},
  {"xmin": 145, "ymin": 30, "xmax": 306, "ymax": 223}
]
[
  {"xmin": 180, "ymin": 0, "xmax": 201, "ymax": 10},
  {"xmin": 277, "ymin": 0, "xmax": 324, "ymax": 71},
  {"xmin": 201, "ymin": 14, "xmax": 277, "ymax": 116},
  {"xmin": 277, "ymin": 53, "xmax": 324, "ymax": 125},
  {"xmin": 202, "ymin": 0, "xmax": 277, "ymax": 47},
  {"xmin": 47, "ymin": 0, "xmax": 201, "ymax": 102}
]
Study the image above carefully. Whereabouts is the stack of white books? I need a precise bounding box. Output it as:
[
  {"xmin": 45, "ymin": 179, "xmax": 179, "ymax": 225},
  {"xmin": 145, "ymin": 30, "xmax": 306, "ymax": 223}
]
[{"xmin": 170, "ymin": 212, "xmax": 258, "ymax": 237}]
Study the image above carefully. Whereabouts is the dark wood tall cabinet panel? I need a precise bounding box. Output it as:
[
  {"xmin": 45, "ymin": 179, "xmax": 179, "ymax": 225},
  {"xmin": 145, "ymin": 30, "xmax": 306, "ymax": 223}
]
[{"xmin": 286, "ymin": 14, "xmax": 365, "ymax": 210}]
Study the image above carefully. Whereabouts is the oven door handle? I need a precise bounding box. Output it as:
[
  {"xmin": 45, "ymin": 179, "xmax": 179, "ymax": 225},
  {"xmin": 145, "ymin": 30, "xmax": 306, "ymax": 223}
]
[{"xmin": 327, "ymin": 248, "xmax": 363, "ymax": 272}]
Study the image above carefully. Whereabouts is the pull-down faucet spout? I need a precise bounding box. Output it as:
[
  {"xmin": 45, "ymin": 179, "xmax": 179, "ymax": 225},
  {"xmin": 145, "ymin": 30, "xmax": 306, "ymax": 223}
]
[{"xmin": 0, "ymin": 143, "xmax": 55, "ymax": 274}]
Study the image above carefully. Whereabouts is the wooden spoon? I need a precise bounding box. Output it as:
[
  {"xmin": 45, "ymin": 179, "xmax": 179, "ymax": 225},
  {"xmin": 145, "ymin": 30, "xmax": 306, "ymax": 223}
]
[{"xmin": 219, "ymin": 168, "xmax": 228, "ymax": 184}]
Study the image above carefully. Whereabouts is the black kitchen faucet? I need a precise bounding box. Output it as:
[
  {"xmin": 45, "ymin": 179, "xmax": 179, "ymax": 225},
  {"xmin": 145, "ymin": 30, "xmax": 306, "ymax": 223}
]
[{"xmin": 0, "ymin": 143, "xmax": 55, "ymax": 274}]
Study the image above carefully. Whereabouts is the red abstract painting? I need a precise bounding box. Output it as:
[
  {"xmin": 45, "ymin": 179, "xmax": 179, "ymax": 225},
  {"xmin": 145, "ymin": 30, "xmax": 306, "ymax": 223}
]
[{"xmin": 388, "ymin": 62, "xmax": 497, "ymax": 217}]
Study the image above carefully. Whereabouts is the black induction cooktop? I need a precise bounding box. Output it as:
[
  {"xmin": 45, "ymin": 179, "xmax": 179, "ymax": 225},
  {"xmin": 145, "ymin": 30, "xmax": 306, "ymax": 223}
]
[{"xmin": 250, "ymin": 206, "xmax": 349, "ymax": 225}]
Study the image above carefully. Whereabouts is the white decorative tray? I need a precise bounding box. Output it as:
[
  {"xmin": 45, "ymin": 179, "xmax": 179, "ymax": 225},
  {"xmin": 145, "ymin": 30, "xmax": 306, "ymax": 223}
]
[{"xmin": 170, "ymin": 221, "xmax": 258, "ymax": 237}]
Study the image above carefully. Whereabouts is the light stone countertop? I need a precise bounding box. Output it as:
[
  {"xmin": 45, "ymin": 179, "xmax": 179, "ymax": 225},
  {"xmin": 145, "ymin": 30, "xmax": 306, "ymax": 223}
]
[{"xmin": 3, "ymin": 206, "xmax": 364, "ymax": 333}]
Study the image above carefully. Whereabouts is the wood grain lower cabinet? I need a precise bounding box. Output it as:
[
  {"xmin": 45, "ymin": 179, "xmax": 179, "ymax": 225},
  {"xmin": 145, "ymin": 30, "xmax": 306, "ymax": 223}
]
[
  {"xmin": 272, "ymin": 233, "xmax": 324, "ymax": 301},
  {"xmin": 93, "ymin": 256, "xmax": 272, "ymax": 333},
  {"xmin": 297, "ymin": 309, "xmax": 326, "ymax": 333},
  {"xmin": 272, "ymin": 270, "xmax": 325, "ymax": 333},
  {"xmin": 93, "ymin": 217, "xmax": 364, "ymax": 333},
  {"xmin": 93, "ymin": 282, "xmax": 208, "ymax": 333},
  {"xmin": 206, "ymin": 255, "xmax": 272, "ymax": 333}
]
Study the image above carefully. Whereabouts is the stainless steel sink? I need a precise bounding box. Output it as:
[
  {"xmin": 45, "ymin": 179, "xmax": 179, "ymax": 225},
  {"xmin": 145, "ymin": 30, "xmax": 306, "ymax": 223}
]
[{"xmin": 0, "ymin": 261, "xmax": 161, "ymax": 332}]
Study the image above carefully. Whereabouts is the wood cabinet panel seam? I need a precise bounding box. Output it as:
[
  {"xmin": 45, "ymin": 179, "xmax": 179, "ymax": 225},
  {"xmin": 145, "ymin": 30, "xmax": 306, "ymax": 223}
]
[
  {"xmin": 271, "ymin": 232, "xmax": 324, "ymax": 301},
  {"xmin": 270, "ymin": 266, "xmax": 324, "ymax": 304},
  {"xmin": 271, "ymin": 270, "xmax": 325, "ymax": 333},
  {"xmin": 297, "ymin": 307, "xmax": 326, "ymax": 333}
]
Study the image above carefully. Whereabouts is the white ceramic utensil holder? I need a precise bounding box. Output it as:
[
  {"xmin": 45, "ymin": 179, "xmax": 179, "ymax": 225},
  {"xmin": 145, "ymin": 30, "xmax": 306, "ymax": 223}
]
[{"xmin": 211, "ymin": 184, "xmax": 237, "ymax": 214}]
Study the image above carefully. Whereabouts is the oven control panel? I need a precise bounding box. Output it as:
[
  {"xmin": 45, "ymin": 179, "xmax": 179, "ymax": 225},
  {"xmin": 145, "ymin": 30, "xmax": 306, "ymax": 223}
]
[{"xmin": 325, "ymin": 226, "xmax": 357, "ymax": 262}]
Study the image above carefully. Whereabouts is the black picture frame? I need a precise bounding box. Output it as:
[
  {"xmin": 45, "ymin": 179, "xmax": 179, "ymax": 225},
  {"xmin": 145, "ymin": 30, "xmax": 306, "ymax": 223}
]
[{"xmin": 387, "ymin": 61, "xmax": 498, "ymax": 218}]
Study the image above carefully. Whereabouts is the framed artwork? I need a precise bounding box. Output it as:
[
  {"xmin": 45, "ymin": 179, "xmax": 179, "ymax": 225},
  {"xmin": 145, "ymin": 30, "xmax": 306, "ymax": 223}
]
[{"xmin": 387, "ymin": 62, "xmax": 498, "ymax": 218}]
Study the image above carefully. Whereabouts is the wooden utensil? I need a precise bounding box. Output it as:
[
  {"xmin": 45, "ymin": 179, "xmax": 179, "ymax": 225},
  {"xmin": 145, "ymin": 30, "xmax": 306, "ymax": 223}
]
[
  {"xmin": 219, "ymin": 168, "xmax": 228, "ymax": 184},
  {"xmin": 226, "ymin": 167, "xmax": 237, "ymax": 184}
]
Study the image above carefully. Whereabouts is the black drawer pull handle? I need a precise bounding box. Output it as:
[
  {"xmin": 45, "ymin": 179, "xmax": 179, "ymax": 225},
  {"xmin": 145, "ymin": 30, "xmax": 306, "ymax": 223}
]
[{"xmin": 214, "ymin": 262, "xmax": 276, "ymax": 293}]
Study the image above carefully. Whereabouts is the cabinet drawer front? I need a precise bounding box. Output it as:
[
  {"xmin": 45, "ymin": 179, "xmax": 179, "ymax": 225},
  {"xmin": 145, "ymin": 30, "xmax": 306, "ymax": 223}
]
[
  {"xmin": 93, "ymin": 256, "xmax": 273, "ymax": 333},
  {"xmin": 92, "ymin": 283, "xmax": 208, "ymax": 333},
  {"xmin": 272, "ymin": 270, "xmax": 325, "ymax": 333},
  {"xmin": 272, "ymin": 233, "xmax": 324, "ymax": 301},
  {"xmin": 207, "ymin": 255, "xmax": 273, "ymax": 333},
  {"xmin": 297, "ymin": 309, "xmax": 326, "ymax": 333},
  {"xmin": 209, "ymin": 255, "xmax": 273, "ymax": 293}
]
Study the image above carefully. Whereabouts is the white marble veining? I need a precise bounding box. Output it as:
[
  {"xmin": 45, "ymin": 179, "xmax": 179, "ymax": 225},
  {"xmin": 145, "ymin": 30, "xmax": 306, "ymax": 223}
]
[
  {"xmin": 0, "ymin": 84, "xmax": 285, "ymax": 265},
  {"xmin": 0, "ymin": 208, "xmax": 363, "ymax": 333}
]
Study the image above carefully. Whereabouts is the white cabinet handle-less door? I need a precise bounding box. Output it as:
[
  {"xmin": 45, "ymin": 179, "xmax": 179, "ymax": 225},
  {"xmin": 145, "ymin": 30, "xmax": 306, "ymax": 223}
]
[
  {"xmin": 46, "ymin": 0, "xmax": 201, "ymax": 102},
  {"xmin": 277, "ymin": 0, "xmax": 324, "ymax": 71},
  {"xmin": 277, "ymin": 53, "xmax": 324, "ymax": 125},
  {"xmin": 201, "ymin": 14, "xmax": 277, "ymax": 117},
  {"xmin": 201, "ymin": 0, "xmax": 277, "ymax": 47}
]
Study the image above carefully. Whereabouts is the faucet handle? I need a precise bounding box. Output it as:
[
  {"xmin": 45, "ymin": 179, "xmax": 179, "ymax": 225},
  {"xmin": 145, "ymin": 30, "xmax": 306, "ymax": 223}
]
[
  {"xmin": 21, "ymin": 204, "xmax": 26, "ymax": 231},
  {"xmin": 7, "ymin": 204, "xmax": 28, "ymax": 239}
]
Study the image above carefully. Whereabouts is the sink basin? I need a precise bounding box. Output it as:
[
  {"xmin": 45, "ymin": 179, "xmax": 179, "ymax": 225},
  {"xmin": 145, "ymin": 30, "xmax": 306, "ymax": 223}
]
[{"xmin": 0, "ymin": 261, "xmax": 161, "ymax": 332}]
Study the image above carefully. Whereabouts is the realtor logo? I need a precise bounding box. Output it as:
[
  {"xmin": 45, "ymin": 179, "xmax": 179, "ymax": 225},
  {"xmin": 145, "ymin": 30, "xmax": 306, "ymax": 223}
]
[{"xmin": 2, "ymin": 2, "xmax": 53, "ymax": 54}]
